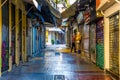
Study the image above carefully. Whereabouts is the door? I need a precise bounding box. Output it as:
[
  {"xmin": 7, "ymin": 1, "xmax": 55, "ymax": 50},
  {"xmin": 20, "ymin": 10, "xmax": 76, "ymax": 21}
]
[{"xmin": 96, "ymin": 19, "xmax": 104, "ymax": 69}]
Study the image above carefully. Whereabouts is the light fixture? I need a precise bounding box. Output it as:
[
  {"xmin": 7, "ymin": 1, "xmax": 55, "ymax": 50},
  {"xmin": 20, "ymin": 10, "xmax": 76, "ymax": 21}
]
[
  {"xmin": 33, "ymin": 0, "xmax": 38, "ymax": 8},
  {"xmin": 116, "ymin": 15, "xmax": 119, "ymax": 19}
]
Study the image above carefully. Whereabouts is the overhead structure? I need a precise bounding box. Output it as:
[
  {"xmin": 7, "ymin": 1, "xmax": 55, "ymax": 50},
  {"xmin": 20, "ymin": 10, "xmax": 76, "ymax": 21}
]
[
  {"xmin": 23, "ymin": 0, "xmax": 62, "ymax": 26},
  {"xmin": 61, "ymin": 1, "xmax": 77, "ymax": 19}
]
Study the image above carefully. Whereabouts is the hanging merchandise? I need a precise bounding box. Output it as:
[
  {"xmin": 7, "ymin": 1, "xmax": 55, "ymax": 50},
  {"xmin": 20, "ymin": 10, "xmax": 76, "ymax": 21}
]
[
  {"xmin": 89, "ymin": 24, "xmax": 96, "ymax": 63},
  {"xmin": 109, "ymin": 13, "xmax": 119, "ymax": 76},
  {"xmin": 96, "ymin": 19, "xmax": 104, "ymax": 69},
  {"xmin": 2, "ymin": 1, "xmax": 9, "ymax": 72}
]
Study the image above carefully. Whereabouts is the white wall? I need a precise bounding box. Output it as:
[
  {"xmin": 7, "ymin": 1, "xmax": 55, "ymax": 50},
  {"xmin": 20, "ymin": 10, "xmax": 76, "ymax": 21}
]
[{"xmin": 47, "ymin": 31, "xmax": 56, "ymax": 45}]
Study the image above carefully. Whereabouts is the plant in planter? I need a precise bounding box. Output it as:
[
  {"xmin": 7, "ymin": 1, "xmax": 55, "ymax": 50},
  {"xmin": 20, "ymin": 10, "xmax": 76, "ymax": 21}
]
[{"xmin": 51, "ymin": 39, "xmax": 54, "ymax": 45}]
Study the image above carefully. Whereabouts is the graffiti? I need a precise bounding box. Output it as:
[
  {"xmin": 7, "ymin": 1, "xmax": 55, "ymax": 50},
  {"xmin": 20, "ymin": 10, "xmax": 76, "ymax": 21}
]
[
  {"xmin": 11, "ymin": 41, "xmax": 15, "ymax": 64},
  {"xmin": 2, "ymin": 41, "xmax": 9, "ymax": 68},
  {"xmin": 96, "ymin": 19, "xmax": 104, "ymax": 69},
  {"xmin": 2, "ymin": 24, "xmax": 9, "ymax": 71}
]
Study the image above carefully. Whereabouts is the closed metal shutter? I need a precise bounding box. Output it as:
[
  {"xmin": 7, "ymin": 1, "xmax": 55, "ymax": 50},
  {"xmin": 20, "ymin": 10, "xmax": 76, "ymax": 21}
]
[{"xmin": 109, "ymin": 13, "xmax": 119, "ymax": 76}]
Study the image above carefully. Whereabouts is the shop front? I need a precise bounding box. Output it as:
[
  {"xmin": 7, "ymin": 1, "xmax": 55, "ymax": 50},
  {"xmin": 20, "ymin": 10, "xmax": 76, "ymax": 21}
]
[
  {"xmin": 2, "ymin": 0, "xmax": 9, "ymax": 71},
  {"xmin": 109, "ymin": 13, "xmax": 119, "ymax": 76},
  {"xmin": 83, "ymin": 10, "xmax": 90, "ymax": 58},
  {"xmin": 89, "ymin": 0, "xmax": 96, "ymax": 63},
  {"xmin": 89, "ymin": 24, "xmax": 96, "ymax": 63},
  {"xmin": 11, "ymin": 3, "xmax": 16, "ymax": 64},
  {"xmin": 97, "ymin": 0, "xmax": 120, "ymax": 77},
  {"xmin": 77, "ymin": 12, "xmax": 84, "ymax": 53},
  {"xmin": 83, "ymin": 24, "xmax": 89, "ymax": 57},
  {"xmin": 96, "ymin": 19, "xmax": 104, "ymax": 69}
]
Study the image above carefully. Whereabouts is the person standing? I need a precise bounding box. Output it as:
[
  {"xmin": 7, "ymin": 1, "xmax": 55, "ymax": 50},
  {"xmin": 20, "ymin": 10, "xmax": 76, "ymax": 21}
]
[{"xmin": 71, "ymin": 34, "xmax": 76, "ymax": 52}]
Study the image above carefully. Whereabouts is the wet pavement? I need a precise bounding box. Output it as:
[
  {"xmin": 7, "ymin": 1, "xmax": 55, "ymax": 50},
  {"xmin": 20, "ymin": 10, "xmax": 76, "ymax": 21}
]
[{"xmin": 0, "ymin": 45, "xmax": 113, "ymax": 80}]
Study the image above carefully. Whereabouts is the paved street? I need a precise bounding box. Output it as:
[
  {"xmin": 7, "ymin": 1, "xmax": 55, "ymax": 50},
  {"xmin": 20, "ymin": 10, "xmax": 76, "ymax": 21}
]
[{"xmin": 0, "ymin": 45, "xmax": 113, "ymax": 80}]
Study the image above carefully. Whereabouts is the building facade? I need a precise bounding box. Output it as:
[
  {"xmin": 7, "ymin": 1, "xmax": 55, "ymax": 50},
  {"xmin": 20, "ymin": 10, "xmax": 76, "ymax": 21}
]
[{"xmin": 97, "ymin": 0, "xmax": 120, "ymax": 78}]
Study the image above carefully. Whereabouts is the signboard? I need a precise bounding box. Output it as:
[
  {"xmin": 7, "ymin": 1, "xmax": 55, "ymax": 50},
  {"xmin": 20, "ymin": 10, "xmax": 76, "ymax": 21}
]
[{"xmin": 84, "ymin": 11, "xmax": 90, "ymax": 24}]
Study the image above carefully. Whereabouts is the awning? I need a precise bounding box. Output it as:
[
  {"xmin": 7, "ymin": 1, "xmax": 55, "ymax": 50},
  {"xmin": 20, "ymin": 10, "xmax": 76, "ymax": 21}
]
[
  {"xmin": 24, "ymin": 0, "xmax": 62, "ymax": 26},
  {"xmin": 24, "ymin": 0, "xmax": 56, "ymax": 25},
  {"xmin": 23, "ymin": 0, "xmax": 42, "ymax": 12},
  {"xmin": 46, "ymin": 27, "xmax": 65, "ymax": 34},
  {"xmin": 45, "ymin": 0, "xmax": 61, "ymax": 19},
  {"xmin": 36, "ymin": 0, "xmax": 61, "ymax": 19},
  {"xmin": 61, "ymin": 1, "xmax": 77, "ymax": 19},
  {"xmin": 34, "ymin": 12, "xmax": 45, "ymax": 23}
]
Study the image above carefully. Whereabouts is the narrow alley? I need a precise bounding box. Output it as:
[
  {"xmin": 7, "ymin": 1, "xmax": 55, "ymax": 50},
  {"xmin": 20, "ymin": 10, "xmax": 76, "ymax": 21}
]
[
  {"xmin": 0, "ymin": 0, "xmax": 120, "ymax": 80},
  {"xmin": 0, "ymin": 45, "xmax": 112, "ymax": 80}
]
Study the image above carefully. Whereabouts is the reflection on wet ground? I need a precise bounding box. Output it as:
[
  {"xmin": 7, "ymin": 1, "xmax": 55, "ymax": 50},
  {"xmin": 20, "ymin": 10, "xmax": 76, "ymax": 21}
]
[{"xmin": 0, "ymin": 45, "xmax": 113, "ymax": 80}]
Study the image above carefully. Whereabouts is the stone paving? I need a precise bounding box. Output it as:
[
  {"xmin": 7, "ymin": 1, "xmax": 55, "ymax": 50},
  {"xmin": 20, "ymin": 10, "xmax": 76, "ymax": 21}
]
[{"xmin": 0, "ymin": 45, "xmax": 113, "ymax": 80}]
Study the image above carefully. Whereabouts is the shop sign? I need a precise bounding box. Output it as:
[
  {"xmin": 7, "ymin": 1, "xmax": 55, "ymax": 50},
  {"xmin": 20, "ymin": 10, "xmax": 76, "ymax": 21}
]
[{"xmin": 84, "ymin": 11, "xmax": 90, "ymax": 24}]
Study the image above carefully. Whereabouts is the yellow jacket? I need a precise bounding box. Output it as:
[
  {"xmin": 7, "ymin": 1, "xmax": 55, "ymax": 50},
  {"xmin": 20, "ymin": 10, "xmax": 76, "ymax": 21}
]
[{"xmin": 76, "ymin": 32, "xmax": 81, "ymax": 42}]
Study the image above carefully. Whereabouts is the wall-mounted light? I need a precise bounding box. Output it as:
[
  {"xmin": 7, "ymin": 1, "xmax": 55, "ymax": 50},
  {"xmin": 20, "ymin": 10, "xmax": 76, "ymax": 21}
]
[{"xmin": 116, "ymin": 15, "xmax": 119, "ymax": 19}]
